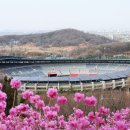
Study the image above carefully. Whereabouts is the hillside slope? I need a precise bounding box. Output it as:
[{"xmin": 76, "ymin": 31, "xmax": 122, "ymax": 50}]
[{"xmin": 0, "ymin": 29, "xmax": 114, "ymax": 46}]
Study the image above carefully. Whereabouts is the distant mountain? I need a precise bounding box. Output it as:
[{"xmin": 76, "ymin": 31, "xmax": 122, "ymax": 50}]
[{"xmin": 0, "ymin": 29, "xmax": 114, "ymax": 46}]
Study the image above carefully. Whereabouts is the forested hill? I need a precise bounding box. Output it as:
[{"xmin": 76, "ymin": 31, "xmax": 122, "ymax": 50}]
[{"xmin": 0, "ymin": 29, "xmax": 114, "ymax": 46}]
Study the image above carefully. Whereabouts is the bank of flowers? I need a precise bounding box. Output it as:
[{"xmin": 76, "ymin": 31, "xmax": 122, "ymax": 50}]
[{"xmin": 0, "ymin": 80, "xmax": 130, "ymax": 130}]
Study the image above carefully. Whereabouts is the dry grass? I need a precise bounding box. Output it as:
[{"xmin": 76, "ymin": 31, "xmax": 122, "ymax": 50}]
[
  {"xmin": 37, "ymin": 89, "xmax": 130, "ymax": 117},
  {"xmin": 0, "ymin": 43, "xmax": 44, "ymax": 56},
  {"xmin": 0, "ymin": 43, "xmax": 89, "ymax": 58}
]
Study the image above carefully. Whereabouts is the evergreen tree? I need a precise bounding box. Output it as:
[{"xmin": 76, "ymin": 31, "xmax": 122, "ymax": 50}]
[{"xmin": 2, "ymin": 76, "xmax": 18, "ymax": 115}]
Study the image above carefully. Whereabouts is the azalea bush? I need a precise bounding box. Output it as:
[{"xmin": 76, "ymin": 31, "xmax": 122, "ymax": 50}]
[
  {"xmin": 40, "ymin": 89, "xmax": 130, "ymax": 117},
  {"xmin": 0, "ymin": 79, "xmax": 130, "ymax": 130},
  {"xmin": 2, "ymin": 77, "xmax": 18, "ymax": 115}
]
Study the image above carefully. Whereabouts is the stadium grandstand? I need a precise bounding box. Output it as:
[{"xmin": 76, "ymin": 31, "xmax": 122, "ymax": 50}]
[{"xmin": 1, "ymin": 63, "xmax": 130, "ymax": 91}]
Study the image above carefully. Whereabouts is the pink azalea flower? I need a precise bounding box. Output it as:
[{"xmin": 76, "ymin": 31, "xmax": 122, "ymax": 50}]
[
  {"xmin": 9, "ymin": 107, "xmax": 17, "ymax": 115},
  {"xmin": 22, "ymin": 90, "xmax": 34, "ymax": 100},
  {"xmin": 116, "ymin": 121, "xmax": 128, "ymax": 130},
  {"xmin": 57, "ymin": 96, "xmax": 67, "ymax": 105},
  {"xmin": 95, "ymin": 116, "xmax": 105, "ymax": 126},
  {"xmin": 88, "ymin": 112, "xmax": 95, "ymax": 122},
  {"xmin": 45, "ymin": 111, "xmax": 57, "ymax": 120},
  {"xmin": 98, "ymin": 106, "xmax": 110, "ymax": 116},
  {"xmin": 69, "ymin": 120, "xmax": 78, "ymax": 129},
  {"xmin": 0, "ymin": 83, "xmax": 3, "ymax": 90},
  {"xmin": 84, "ymin": 96, "xmax": 97, "ymax": 107},
  {"xmin": 46, "ymin": 120, "xmax": 57, "ymax": 129},
  {"xmin": 58, "ymin": 119, "xmax": 66, "ymax": 129},
  {"xmin": 74, "ymin": 92, "xmax": 85, "ymax": 103},
  {"xmin": 16, "ymin": 104, "xmax": 29, "ymax": 114},
  {"xmin": 29, "ymin": 95, "xmax": 40, "ymax": 103},
  {"xmin": 0, "ymin": 123, "xmax": 7, "ymax": 130},
  {"xmin": 0, "ymin": 101, "xmax": 6, "ymax": 113},
  {"xmin": 74, "ymin": 109, "xmax": 84, "ymax": 118},
  {"xmin": 0, "ymin": 91, "xmax": 7, "ymax": 101},
  {"xmin": 10, "ymin": 79, "xmax": 21, "ymax": 89},
  {"xmin": 47, "ymin": 88, "xmax": 58, "ymax": 99},
  {"xmin": 39, "ymin": 121, "xmax": 45, "ymax": 128},
  {"xmin": 35, "ymin": 100, "xmax": 45, "ymax": 109},
  {"xmin": 42, "ymin": 106, "xmax": 51, "ymax": 113},
  {"xmin": 114, "ymin": 111, "xmax": 122, "ymax": 121},
  {"xmin": 78, "ymin": 118, "xmax": 90, "ymax": 129},
  {"xmin": 52, "ymin": 104, "xmax": 60, "ymax": 112}
]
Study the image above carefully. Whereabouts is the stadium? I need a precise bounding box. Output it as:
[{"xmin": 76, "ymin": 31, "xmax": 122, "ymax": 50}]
[{"xmin": 2, "ymin": 62, "xmax": 130, "ymax": 92}]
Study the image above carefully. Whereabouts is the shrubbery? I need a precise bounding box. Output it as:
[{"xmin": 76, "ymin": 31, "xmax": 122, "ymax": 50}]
[{"xmin": 0, "ymin": 79, "xmax": 130, "ymax": 130}]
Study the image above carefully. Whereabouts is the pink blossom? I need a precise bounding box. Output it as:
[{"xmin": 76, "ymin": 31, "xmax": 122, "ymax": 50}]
[
  {"xmin": 96, "ymin": 116, "xmax": 105, "ymax": 126},
  {"xmin": 114, "ymin": 111, "xmax": 122, "ymax": 121},
  {"xmin": 78, "ymin": 118, "xmax": 90, "ymax": 129},
  {"xmin": 74, "ymin": 92, "xmax": 85, "ymax": 103},
  {"xmin": 58, "ymin": 119, "xmax": 66, "ymax": 129},
  {"xmin": 29, "ymin": 95, "xmax": 40, "ymax": 103},
  {"xmin": 0, "ymin": 79, "xmax": 130, "ymax": 130},
  {"xmin": 42, "ymin": 106, "xmax": 51, "ymax": 113},
  {"xmin": 10, "ymin": 79, "xmax": 21, "ymax": 89},
  {"xmin": 69, "ymin": 120, "xmax": 78, "ymax": 129},
  {"xmin": 52, "ymin": 104, "xmax": 60, "ymax": 112},
  {"xmin": 0, "ymin": 101, "xmax": 6, "ymax": 113},
  {"xmin": 88, "ymin": 111, "xmax": 95, "ymax": 122},
  {"xmin": 84, "ymin": 96, "xmax": 97, "ymax": 107},
  {"xmin": 58, "ymin": 115, "xmax": 64, "ymax": 120},
  {"xmin": 98, "ymin": 106, "xmax": 110, "ymax": 116},
  {"xmin": 21, "ymin": 126, "xmax": 32, "ymax": 130},
  {"xmin": 22, "ymin": 90, "xmax": 34, "ymax": 100},
  {"xmin": 46, "ymin": 120, "xmax": 57, "ymax": 129},
  {"xmin": 16, "ymin": 104, "xmax": 30, "ymax": 114},
  {"xmin": 47, "ymin": 88, "xmax": 58, "ymax": 99},
  {"xmin": 9, "ymin": 107, "xmax": 17, "ymax": 115},
  {"xmin": 0, "ymin": 83, "xmax": 3, "ymax": 90},
  {"xmin": 31, "ymin": 111, "xmax": 41, "ymax": 119},
  {"xmin": 115, "ymin": 121, "xmax": 128, "ymax": 130},
  {"xmin": 58, "ymin": 115, "xmax": 66, "ymax": 129},
  {"xmin": 35, "ymin": 100, "xmax": 44, "ymax": 109},
  {"xmin": 0, "ymin": 123, "xmax": 7, "ymax": 130},
  {"xmin": 0, "ymin": 91, "xmax": 7, "ymax": 101},
  {"xmin": 74, "ymin": 109, "xmax": 84, "ymax": 118},
  {"xmin": 57, "ymin": 96, "xmax": 67, "ymax": 105},
  {"xmin": 45, "ymin": 111, "xmax": 57, "ymax": 120},
  {"xmin": 39, "ymin": 121, "xmax": 45, "ymax": 128}
]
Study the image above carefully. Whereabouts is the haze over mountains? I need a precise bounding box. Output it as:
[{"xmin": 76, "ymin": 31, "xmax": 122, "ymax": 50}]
[{"xmin": 0, "ymin": 29, "xmax": 114, "ymax": 46}]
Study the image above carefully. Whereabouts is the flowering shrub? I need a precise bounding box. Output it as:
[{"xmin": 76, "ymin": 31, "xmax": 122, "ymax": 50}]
[
  {"xmin": 10, "ymin": 79, "xmax": 21, "ymax": 89},
  {"xmin": 0, "ymin": 79, "xmax": 129, "ymax": 130}
]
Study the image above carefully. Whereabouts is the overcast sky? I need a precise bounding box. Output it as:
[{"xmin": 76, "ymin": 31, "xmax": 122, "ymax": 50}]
[{"xmin": 0, "ymin": 0, "xmax": 130, "ymax": 32}]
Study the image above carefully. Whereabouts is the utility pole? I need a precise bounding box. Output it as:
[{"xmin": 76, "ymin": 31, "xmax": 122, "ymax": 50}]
[
  {"xmin": 10, "ymin": 43, "xmax": 13, "ymax": 56},
  {"xmin": 10, "ymin": 39, "xmax": 15, "ymax": 56}
]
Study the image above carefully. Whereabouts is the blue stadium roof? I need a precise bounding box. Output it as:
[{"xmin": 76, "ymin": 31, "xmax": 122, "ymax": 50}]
[{"xmin": 13, "ymin": 70, "xmax": 130, "ymax": 83}]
